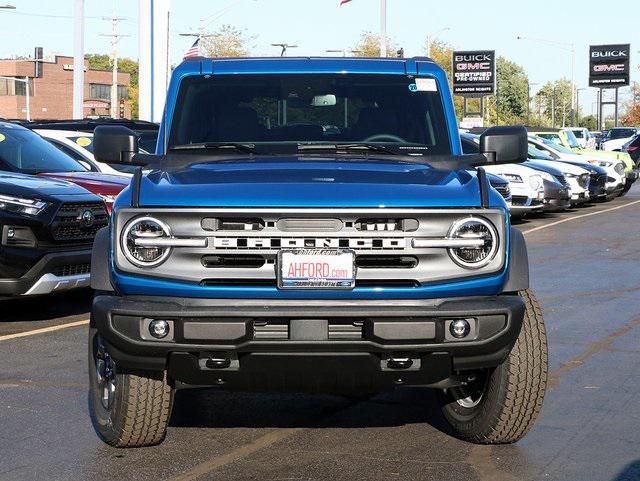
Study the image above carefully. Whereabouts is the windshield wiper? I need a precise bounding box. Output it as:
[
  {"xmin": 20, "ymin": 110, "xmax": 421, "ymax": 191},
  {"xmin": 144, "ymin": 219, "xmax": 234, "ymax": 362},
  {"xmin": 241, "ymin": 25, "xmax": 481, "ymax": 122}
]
[
  {"xmin": 297, "ymin": 143, "xmax": 399, "ymax": 155},
  {"xmin": 169, "ymin": 142, "xmax": 257, "ymax": 154}
]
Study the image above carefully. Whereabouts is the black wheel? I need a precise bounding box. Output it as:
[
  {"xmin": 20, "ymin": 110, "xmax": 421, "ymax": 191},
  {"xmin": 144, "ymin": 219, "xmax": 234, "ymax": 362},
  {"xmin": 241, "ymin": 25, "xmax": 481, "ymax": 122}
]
[
  {"xmin": 88, "ymin": 328, "xmax": 174, "ymax": 447},
  {"xmin": 437, "ymin": 289, "xmax": 548, "ymax": 444}
]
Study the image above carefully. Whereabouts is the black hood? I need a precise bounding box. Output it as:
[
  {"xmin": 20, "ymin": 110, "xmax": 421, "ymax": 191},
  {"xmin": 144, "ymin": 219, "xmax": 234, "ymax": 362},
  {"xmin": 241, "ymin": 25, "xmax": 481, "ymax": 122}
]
[{"xmin": 0, "ymin": 171, "xmax": 92, "ymax": 201}]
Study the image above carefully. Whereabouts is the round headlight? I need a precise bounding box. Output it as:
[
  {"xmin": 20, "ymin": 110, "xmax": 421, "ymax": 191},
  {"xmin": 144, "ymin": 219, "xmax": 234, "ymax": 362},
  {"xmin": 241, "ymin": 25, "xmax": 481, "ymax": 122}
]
[
  {"xmin": 122, "ymin": 216, "xmax": 171, "ymax": 267},
  {"xmin": 448, "ymin": 217, "xmax": 499, "ymax": 269}
]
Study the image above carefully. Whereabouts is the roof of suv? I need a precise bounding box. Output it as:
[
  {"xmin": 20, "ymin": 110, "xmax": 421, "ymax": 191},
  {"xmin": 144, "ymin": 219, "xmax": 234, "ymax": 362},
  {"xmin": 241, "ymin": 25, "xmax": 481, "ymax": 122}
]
[{"xmin": 177, "ymin": 56, "xmax": 441, "ymax": 76}]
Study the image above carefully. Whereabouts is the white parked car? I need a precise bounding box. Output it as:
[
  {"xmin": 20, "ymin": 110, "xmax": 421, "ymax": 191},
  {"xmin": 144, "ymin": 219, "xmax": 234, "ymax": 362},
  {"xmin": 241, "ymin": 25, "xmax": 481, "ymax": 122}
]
[
  {"xmin": 600, "ymin": 127, "xmax": 639, "ymax": 152},
  {"xmin": 35, "ymin": 129, "xmax": 133, "ymax": 177},
  {"xmin": 529, "ymin": 136, "xmax": 626, "ymax": 196},
  {"xmin": 526, "ymin": 151, "xmax": 591, "ymax": 205},
  {"xmin": 482, "ymin": 163, "xmax": 545, "ymax": 217},
  {"xmin": 563, "ymin": 127, "xmax": 596, "ymax": 149}
]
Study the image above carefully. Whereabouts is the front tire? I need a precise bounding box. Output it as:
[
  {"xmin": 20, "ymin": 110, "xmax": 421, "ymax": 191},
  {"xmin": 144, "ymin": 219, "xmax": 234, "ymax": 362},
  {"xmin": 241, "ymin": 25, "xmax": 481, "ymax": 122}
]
[
  {"xmin": 88, "ymin": 328, "xmax": 174, "ymax": 447},
  {"xmin": 437, "ymin": 289, "xmax": 548, "ymax": 444}
]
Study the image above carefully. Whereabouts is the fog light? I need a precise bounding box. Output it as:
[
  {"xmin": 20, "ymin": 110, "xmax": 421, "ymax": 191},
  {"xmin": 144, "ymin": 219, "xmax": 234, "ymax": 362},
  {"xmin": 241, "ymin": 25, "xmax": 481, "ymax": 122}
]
[
  {"xmin": 450, "ymin": 319, "xmax": 471, "ymax": 339},
  {"xmin": 149, "ymin": 320, "xmax": 170, "ymax": 339}
]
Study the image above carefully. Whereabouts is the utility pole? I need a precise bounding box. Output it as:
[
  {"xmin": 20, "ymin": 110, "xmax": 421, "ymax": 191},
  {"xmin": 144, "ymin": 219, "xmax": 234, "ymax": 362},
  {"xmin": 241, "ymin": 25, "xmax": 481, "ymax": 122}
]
[
  {"xmin": 73, "ymin": 0, "xmax": 84, "ymax": 119},
  {"xmin": 101, "ymin": 10, "xmax": 129, "ymax": 119},
  {"xmin": 379, "ymin": 0, "xmax": 387, "ymax": 57}
]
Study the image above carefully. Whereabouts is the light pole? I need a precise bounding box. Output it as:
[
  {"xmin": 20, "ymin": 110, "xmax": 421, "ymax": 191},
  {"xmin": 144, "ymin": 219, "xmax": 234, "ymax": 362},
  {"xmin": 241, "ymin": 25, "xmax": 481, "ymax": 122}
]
[
  {"xmin": 575, "ymin": 87, "xmax": 586, "ymax": 125},
  {"xmin": 517, "ymin": 36, "xmax": 575, "ymax": 125},
  {"xmin": 379, "ymin": 0, "xmax": 386, "ymax": 57},
  {"xmin": 527, "ymin": 81, "xmax": 538, "ymax": 125},
  {"xmin": 426, "ymin": 27, "xmax": 450, "ymax": 57}
]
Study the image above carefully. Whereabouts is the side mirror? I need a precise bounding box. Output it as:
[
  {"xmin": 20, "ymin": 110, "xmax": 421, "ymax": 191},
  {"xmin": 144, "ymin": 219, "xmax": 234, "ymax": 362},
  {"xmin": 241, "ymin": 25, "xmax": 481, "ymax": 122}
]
[
  {"xmin": 93, "ymin": 125, "xmax": 140, "ymax": 165},
  {"xmin": 479, "ymin": 125, "xmax": 528, "ymax": 164}
]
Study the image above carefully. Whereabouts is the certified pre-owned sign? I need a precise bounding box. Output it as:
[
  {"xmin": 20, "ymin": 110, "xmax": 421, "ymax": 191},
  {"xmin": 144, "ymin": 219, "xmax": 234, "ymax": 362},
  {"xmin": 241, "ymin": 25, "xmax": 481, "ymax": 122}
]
[
  {"xmin": 589, "ymin": 44, "xmax": 631, "ymax": 87},
  {"xmin": 452, "ymin": 50, "xmax": 496, "ymax": 96}
]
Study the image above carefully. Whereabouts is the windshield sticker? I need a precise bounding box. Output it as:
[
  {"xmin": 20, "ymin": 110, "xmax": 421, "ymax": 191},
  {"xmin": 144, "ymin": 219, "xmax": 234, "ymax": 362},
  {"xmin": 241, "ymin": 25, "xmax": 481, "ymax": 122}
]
[
  {"xmin": 0, "ymin": 133, "xmax": 5, "ymax": 142},
  {"xmin": 408, "ymin": 83, "xmax": 418, "ymax": 92},
  {"xmin": 75, "ymin": 137, "xmax": 92, "ymax": 147},
  {"xmin": 415, "ymin": 78, "xmax": 438, "ymax": 92}
]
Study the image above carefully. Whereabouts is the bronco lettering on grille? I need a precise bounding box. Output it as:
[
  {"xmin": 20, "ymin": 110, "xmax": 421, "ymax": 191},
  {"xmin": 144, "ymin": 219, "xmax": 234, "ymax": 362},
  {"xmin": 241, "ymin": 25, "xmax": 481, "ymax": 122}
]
[{"xmin": 212, "ymin": 237, "xmax": 407, "ymax": 249}]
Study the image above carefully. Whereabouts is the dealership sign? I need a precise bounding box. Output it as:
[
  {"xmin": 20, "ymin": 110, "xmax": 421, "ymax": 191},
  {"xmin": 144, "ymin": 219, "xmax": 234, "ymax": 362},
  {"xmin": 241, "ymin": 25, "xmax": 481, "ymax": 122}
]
[
  {"xmin": 589, "ymin": 44, "xmax": 630, "ymax": 87},
  {"xmin": 452, "ymin": 50, "xmax": 496, "ymax": 96}
]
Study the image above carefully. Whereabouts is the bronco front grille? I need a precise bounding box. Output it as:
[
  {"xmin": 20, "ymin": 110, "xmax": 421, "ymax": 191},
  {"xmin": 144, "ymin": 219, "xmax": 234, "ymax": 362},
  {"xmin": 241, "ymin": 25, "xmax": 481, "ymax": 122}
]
[
  {"xmin": 114, "ymin": 208, "xmax": 507, "ymax": 288},
  {"xmin": 52, "ymin": 202, "xmax": 108, "ymax": 243}
]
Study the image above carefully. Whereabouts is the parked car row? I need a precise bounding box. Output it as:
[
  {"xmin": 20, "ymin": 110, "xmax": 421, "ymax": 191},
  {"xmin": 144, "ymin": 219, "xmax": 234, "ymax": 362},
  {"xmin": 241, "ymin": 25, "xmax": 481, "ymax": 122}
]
[
  {"xmin": 461, "ymin": 128, "xmax": 638, "ymax": 218},
  {"xmin": 0, "ymin": 119, "xmax": 158, "ymax": 299}
]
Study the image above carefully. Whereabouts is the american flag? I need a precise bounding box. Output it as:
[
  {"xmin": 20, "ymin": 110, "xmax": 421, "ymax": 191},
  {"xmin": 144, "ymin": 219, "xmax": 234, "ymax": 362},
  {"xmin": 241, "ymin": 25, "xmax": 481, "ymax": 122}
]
[{"xmin": 183, "ymin": 38, "xmax": 201, "ymax": 60}]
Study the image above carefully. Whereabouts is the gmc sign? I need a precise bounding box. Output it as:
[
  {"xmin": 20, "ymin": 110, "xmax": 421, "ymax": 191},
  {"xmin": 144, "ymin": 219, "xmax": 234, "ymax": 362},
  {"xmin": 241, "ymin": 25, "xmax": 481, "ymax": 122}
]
[
  {"xmin": 589, "ymin": 44, "xmax": 630, "ymax": 87},
  {"xmin": 452, "ymin": 50, "xmax": 496, "ymax": 96}
]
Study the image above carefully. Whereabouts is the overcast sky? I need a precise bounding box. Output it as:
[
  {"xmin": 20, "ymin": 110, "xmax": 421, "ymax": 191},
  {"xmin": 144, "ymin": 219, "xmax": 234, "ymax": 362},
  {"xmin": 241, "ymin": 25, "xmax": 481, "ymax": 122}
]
[{"xmin": 0, "ymin": 0, "xmax": 637, "ymax": 116}]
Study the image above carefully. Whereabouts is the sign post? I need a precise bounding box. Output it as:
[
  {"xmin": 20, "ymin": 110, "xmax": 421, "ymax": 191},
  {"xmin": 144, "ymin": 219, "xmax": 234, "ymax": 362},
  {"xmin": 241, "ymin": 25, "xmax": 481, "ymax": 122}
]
[
  {"xmin": 452, "ymin": 50, "xmax": 496, "ymax": 127},
  {"xmin": 589, "ymin": 44, "xmax": 630, "ymax": 129}
]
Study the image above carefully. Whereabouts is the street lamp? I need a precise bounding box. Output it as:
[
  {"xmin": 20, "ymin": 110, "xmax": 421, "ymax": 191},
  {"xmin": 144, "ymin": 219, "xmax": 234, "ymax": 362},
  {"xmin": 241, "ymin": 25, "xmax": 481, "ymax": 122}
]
[
  {"xmin": 272, "ymin": 43, "xmax": 297, "ymax": 57},
  {"xmin": 517, "ymin": 36, "xmax": 575, "ymax": 125},
  {"xmin": 426, "ymin": 27, "xmax": 450, "ymax": 57},
  {"xmin": 325, "ymin": 49, "xmax": 363, "ymax": 57}
]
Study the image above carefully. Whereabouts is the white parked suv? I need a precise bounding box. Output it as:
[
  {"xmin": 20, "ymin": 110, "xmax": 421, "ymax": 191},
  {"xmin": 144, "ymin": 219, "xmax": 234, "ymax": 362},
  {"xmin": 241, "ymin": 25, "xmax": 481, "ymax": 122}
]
[
  {"xmin": 600, "ymin": 127, "xmax": 639, "ymax": 152},
  {"xmin": 482, "ymin": 163, "xmax": 545, "ymax": 217},
  {"xmin": 35, "ymin": 129, "xmax": 133, "ymax": 176}
]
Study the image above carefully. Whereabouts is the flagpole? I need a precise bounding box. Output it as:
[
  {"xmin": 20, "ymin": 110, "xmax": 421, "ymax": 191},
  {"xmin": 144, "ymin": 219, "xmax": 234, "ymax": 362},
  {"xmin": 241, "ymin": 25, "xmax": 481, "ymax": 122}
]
[{"xmin": 379, "ymin": 0, "xmax": 386, "ymax": 57}]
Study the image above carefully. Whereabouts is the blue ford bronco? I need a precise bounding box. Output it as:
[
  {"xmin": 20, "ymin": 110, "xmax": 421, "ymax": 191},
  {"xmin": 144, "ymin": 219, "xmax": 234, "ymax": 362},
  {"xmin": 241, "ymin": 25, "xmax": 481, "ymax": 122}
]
[{"xmin": 88, "ymin": 56, "xmax": 548, "ymax": 447}]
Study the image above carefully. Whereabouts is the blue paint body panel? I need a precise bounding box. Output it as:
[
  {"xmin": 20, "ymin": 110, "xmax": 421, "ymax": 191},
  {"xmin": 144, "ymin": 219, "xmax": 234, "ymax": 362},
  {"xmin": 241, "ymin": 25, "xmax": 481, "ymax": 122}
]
[{"xmin": 117, "ymin": 57, "xmax": 510, "ymax": 299}]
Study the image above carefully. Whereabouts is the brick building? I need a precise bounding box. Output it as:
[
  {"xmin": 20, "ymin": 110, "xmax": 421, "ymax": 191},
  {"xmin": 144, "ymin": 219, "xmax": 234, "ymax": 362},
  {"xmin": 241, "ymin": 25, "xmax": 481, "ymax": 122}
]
[{"xmin": 0, "ymin": 55, "xmax": 131, "ymax": 120}]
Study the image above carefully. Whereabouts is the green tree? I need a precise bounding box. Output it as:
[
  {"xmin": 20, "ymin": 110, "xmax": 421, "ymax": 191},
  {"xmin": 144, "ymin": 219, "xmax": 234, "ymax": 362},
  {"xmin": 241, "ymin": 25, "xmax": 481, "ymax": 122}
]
[
  {"xmin": 426, "ymin": 40, "xmax": 463, "ymax": 119},
  {"xmin": 86, "ymin": 54, "xmax": 139, "ymax": 119},
  {"xmin": 200, "ymin": 24, "xmax": 252, "ymax": 58},
  {"xmin": 352, "ymin": 31, "xmax": 396, "ymax": 58},
  {"xmin": 578, "ymin": 114, "xmax": 597, "ymax": 131},
  {"xmin": 535, "ymin": 79, "xmax": 572, "ymax": 128},
  {"xmin": 491, "ymin": 57, "xmax": 529, "ymax": 125}
]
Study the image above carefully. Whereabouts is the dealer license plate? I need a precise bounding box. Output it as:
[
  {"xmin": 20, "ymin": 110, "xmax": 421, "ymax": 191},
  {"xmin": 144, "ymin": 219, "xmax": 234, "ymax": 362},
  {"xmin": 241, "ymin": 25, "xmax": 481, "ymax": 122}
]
[{"xmin": 278, "ymin": 249, "xmax": 356, "ymax": 289}]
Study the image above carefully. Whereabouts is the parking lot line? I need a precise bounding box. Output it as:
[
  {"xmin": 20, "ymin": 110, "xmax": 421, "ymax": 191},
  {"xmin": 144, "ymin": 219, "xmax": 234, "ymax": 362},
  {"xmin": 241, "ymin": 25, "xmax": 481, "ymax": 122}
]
[
  {"xmin": 0, "ymin": 319, "xmax": 89, "ymax": 342},
  {"xmin": 522, "ymin": 199, "xmax": 640, "ymax": 236}
]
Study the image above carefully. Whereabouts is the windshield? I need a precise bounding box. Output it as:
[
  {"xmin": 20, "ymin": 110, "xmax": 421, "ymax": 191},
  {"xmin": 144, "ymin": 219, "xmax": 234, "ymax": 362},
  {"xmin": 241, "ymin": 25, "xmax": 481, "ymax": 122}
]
[
  {"xmin": 571, "ymin": 129, "xmax": 584, "ymax": 139},
  {"xmin": 536, "ymin": 133, "xmax": 563, "ymax": 146},
  {"xmin": 609, "ymin": 128, "xmax": 637, "ymax": 140},
  {"xmin": 563, "ymin": 130, "xmax": 581, "ymax": 148},
  {"xmin": 539, "ymin": 137, "xmax": 575, "ymax": 155},
  {"xmin": 0, "ymin": 126, "xmax": 87, "ymax": 174},
  {"xmin": 169, "ymin": 74, "xmax": 451, "ymax": 155}
]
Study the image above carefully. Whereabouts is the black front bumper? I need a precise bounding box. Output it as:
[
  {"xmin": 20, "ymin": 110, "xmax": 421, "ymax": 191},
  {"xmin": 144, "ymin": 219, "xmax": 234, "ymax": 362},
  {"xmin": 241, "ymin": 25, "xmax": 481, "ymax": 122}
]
[
  {"xmin": 93, "ymin": 294, "xmax": 525, "ymax": 393},
  {"xmin": 0, "ymin": 249, "xmax": 91, "ymax": 297}
]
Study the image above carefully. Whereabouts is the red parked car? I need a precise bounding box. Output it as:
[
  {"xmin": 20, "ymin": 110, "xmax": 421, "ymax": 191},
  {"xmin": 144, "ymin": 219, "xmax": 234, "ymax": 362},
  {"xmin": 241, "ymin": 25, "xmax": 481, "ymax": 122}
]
[{"xmin": 0, "ymin": 122, "xmax": 129, "ymax": 213}]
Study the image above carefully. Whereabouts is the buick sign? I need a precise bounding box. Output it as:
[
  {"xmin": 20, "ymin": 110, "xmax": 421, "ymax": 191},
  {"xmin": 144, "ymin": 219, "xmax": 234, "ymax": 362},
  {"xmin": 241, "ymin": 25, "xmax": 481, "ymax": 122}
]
[
  {"xmin": 452, "ymin": 50, "xmax": 496, "ymax": 96},
  {"xmin": 589, "ymin": 44, "xmax": 630, "ymax": 87}
]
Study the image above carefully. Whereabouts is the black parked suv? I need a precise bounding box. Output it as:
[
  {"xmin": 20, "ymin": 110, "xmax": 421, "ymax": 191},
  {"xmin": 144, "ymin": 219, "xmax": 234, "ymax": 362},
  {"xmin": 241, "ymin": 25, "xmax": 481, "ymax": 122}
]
[{"xmin": 0, "ymin": 176, "xmax": 106, "ymax": 298}]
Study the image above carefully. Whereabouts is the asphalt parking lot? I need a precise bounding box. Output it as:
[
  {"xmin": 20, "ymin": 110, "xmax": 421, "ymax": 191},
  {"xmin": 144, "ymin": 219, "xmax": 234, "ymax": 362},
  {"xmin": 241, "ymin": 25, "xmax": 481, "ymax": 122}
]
[{"xmin": 2, "ymin": 190, "xmax": 640, "ymax": 481}]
